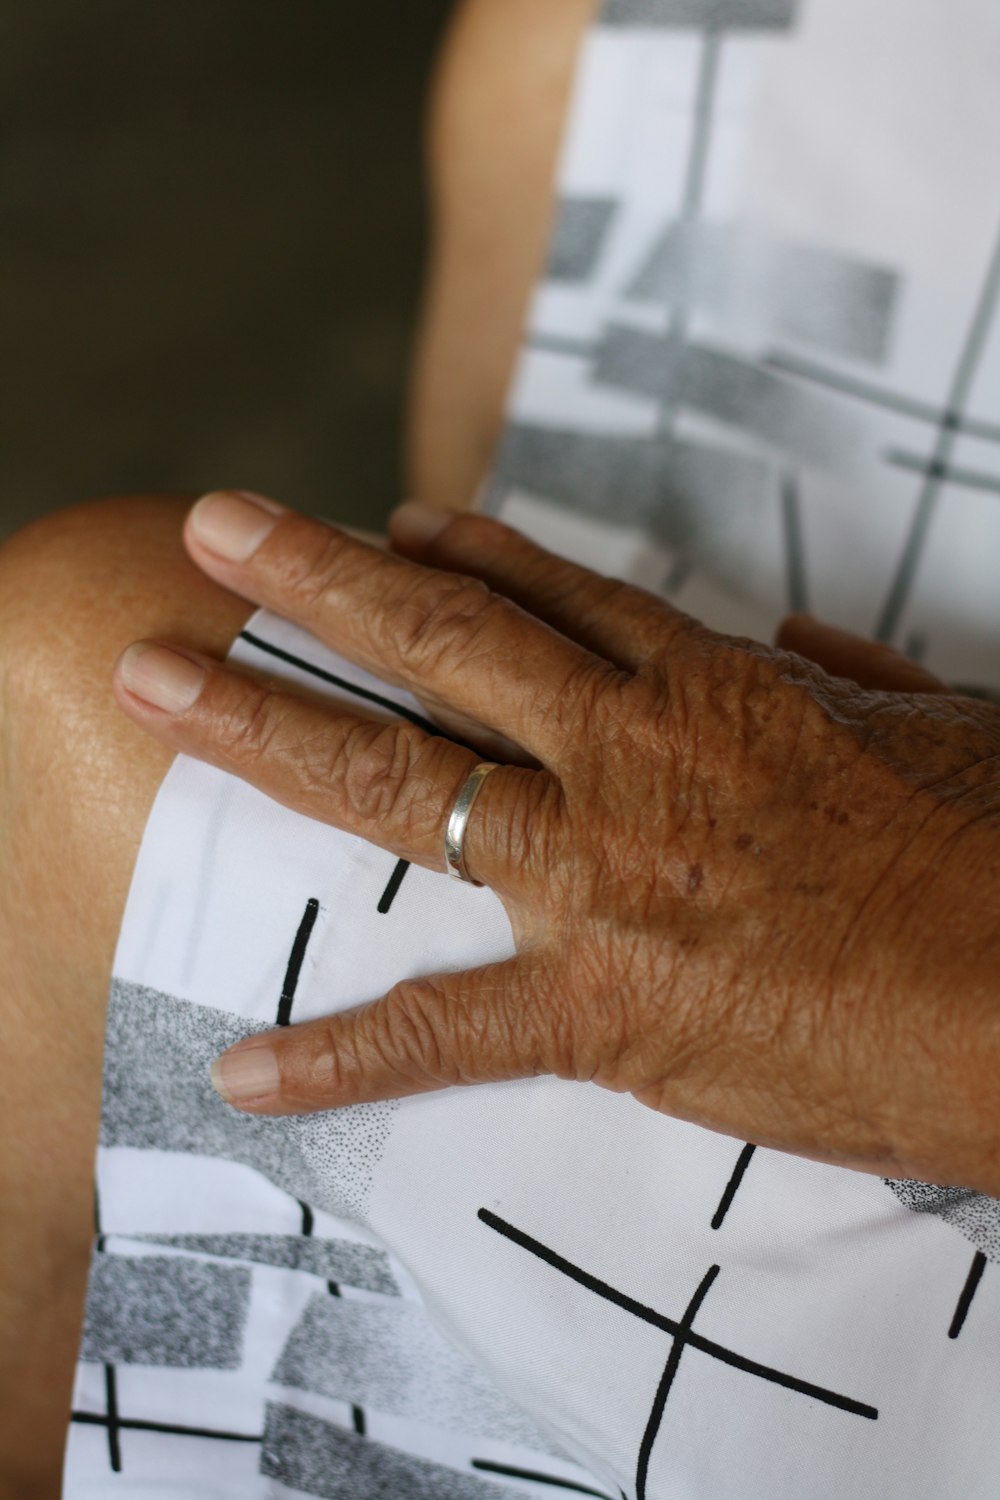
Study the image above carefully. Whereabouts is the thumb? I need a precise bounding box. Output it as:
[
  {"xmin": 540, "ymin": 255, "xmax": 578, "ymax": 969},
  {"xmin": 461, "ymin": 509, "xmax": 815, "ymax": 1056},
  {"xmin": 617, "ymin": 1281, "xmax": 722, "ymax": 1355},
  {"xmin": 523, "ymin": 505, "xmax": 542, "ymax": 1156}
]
[
  {"xmin": 777, "ymin": 614, "xmax": 949, "ymax": 694},
  {"xmin": 209, "ymin": 956, "xmax": 544, "ymax": 1114}
]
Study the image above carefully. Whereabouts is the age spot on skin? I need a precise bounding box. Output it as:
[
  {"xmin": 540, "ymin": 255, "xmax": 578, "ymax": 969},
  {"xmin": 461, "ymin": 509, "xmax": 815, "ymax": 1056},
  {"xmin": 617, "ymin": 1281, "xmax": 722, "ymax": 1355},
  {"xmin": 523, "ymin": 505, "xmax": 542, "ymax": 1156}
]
[
  {"xmin": 734, "ymin": 834, "xmax": 753, "ymax": 852},
  {"xmin": 687, "ymin": 863, "xmax": 704, "ymax": 893}
]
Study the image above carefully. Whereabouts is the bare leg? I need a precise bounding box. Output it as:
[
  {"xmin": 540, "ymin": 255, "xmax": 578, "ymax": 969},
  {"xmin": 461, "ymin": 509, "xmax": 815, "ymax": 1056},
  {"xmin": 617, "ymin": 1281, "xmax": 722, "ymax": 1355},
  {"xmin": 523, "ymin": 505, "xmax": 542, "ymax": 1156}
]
[
  {"xmin": 0, "ymin": 495, "xmax": 253, "ymax": 1497},
  {"xmin": 0, "ymin": 4, "xmax": 595, "ymax": 1490}
]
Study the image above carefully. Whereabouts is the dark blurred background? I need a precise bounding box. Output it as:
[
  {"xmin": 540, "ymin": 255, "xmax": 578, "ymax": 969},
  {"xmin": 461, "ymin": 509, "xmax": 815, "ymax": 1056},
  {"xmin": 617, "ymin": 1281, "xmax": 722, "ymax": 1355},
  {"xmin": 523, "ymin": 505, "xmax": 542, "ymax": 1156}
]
[{"xmin": 0, "ymin": 0, "xmax": 452, "ymax": 543}]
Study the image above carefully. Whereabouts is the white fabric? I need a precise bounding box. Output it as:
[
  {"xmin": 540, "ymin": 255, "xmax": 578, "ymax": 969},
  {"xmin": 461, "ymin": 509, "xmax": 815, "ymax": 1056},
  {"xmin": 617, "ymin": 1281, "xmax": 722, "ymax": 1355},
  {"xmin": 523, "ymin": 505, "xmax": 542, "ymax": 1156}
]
[{"xmin": 66, "ymin": 3, "xmax": 1000, "ymax": 1497}]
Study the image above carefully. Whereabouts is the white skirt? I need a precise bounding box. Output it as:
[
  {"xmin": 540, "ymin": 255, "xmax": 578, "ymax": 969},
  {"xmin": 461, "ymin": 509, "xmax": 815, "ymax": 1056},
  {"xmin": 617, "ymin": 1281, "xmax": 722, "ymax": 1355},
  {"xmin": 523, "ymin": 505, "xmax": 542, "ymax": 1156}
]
[{"xmin": 65, "ymin": 3, "xmax": 1000, "ymax": 1495}]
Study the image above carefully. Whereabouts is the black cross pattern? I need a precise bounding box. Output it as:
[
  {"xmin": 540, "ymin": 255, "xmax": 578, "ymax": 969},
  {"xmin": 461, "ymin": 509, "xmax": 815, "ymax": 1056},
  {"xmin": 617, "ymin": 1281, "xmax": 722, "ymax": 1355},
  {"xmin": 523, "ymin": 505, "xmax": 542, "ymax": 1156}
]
[
  {"xmin": 71, "ymin": 1409, "xmax": 261, "ymax": 1447},
  {"xmin": 875, "ymin": 226, "xmax": 1000, "ymax": 643},
  {"xmin": 478, "ymin": 1208, "xmax": 877, "ymax": 1500},
  {"xmin": 517, "ymin": 0, "xmax": 1000, "ymax": 648},
  {"xmin": 300, "ymin": 1199, "xmax": 369, "ymax": 1437}
]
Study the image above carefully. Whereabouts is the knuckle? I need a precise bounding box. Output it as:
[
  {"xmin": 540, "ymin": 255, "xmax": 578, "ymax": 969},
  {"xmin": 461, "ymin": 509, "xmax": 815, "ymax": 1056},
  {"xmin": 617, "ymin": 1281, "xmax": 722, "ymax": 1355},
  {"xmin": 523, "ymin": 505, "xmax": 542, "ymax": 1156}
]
[
  {"xmin": 214, "ymin": 680, "xmax": 283, "ymax": 767},
  {"xmin": 340, "ymin": 719, "xmax": 424, "ymax": 825},
  {"xmin": 391, "ymin": 573, "xmax": 500, "ymax": 674},
  {"xmin": 496, "ymin": 767, "xmax": 567, "ymax": 890},
  {"xmin": 270, "ymin": 521, "xmax": 352, "ymax": 612},
  {"xmin": 298, "ymin": 1017, "xmax": 359, "ymax": 1102},
  {"xmin": 374, "ymin": 981, "xmax": 459, "ymax": 1087}
]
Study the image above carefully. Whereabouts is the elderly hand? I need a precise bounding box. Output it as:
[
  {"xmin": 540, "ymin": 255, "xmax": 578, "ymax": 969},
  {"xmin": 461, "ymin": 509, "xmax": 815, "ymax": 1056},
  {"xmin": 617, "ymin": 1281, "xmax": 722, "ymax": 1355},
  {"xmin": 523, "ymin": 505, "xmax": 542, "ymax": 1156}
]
[{"xmin": 113, "ymin": 491, "xmax": 1000, "ymax": 1195}]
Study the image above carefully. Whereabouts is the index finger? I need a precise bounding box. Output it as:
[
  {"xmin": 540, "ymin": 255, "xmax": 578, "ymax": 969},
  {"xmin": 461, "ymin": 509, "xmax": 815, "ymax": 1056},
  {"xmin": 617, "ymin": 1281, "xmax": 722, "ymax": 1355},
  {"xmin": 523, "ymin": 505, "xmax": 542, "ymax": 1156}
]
[{"xmin": 183, "ymin": 491, "xmax": 615, "ymax": 768}]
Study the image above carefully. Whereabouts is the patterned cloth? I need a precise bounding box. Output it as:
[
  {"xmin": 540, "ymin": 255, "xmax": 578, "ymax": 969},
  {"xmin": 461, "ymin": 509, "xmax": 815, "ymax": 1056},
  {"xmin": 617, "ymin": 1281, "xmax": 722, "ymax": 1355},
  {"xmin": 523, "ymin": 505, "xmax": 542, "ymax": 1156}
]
[{"xmin": 65, "ymin": 3, "xmax": 1000, "ymax": 1496}]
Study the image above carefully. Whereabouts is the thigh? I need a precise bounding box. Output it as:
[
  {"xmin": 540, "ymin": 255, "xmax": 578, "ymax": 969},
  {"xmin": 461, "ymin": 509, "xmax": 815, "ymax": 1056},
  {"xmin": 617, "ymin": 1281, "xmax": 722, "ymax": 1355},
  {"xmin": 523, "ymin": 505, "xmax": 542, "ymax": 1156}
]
[
  {"xmin": 407, "ymin": 0, "xmax": 595, "ymax": 512},
  {"xmin": 0, "ymin": 494, "xmax": 253, "ymax": 1497}
]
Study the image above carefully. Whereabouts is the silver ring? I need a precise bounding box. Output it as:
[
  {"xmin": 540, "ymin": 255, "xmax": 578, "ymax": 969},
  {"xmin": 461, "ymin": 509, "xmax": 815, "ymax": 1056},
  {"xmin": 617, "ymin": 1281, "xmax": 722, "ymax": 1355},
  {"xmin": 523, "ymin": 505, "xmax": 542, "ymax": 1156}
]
[{"xmin": 444, "ymin": 762, "xmax": 499, "ymax": 886}]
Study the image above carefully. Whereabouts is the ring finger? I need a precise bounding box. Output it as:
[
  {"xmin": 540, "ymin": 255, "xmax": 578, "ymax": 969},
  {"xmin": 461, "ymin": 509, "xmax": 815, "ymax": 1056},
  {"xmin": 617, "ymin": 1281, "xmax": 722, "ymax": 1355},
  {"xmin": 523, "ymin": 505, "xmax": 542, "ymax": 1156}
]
[{"xmin": 112, "ymin": 640, "xmax": 554, "ymax": 896}]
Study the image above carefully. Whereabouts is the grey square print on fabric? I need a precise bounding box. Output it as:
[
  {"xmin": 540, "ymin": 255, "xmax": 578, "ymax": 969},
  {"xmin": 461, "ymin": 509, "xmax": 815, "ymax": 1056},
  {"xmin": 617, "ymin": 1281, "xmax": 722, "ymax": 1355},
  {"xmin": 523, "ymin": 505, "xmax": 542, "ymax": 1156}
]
[
  {"xmin": 600, "ymin": 0, "xmax": 798, "ymax": 30},
  {"xmin": 271, "ymin": 1293, "xmax": 563, "ymax": 1456},
  {"xmin": 261, "ymin": 1404, "xmax": 515, "ymax": 1500},
  {"xmin": 80, "ymin": 1252, "xmax": 251, "ymax": 1370},
  {"xmin": 100, "ymin": 979, "xmax": 399, "ymax": 1225}
]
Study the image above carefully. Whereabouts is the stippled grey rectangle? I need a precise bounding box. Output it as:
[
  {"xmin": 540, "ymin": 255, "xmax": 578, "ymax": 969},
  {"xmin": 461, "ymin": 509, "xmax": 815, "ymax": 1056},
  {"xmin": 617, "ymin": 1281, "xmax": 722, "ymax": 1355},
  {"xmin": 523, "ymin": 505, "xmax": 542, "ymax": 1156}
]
[
  {"xmin": 80, "ymin": 1252, "xmax": 250, "ymax": 1369},
  {"xmin": 548, "ymin": 197, "xmax": 617, "ymax": 282},
  {"xmin": 100, "ymin": 980, "xmax": 398, "ymax": 1224},
  {"xmin": 261, "ymin": 1404, "xmax": 512, "ymax": 1500},
  {"xmin": 489, "ymin": 421, "xmax": 770, "ymax": 569},
  {"xmin": 601, "ymin": 0, "xmax": 798, "ymax": 28},
  {"xmin": 131, "ymin": 1234, "xmax": 399, "ymax": 1295},
  {"xmin": 593, "ymin": 327, "xmax": 865, "ymax": 472},
  {"xmin": 628, "ymin": 222, "xmax": 899, "ymax": 364},
  {"xmin": 271, "ymin": 1294, "xmax": 560, "ymax": 1455},
  {"xmin": 885, "ymin": 1181, "xmax": 1000, "ymax": 1262}
]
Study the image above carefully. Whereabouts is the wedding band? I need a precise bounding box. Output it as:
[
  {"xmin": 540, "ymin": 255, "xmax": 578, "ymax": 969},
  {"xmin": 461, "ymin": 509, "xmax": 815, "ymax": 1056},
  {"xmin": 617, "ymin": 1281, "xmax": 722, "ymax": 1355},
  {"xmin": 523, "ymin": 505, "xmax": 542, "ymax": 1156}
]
[{"xmin": 444, "ymin": 762, "xmax": 500, "ymax": 885}]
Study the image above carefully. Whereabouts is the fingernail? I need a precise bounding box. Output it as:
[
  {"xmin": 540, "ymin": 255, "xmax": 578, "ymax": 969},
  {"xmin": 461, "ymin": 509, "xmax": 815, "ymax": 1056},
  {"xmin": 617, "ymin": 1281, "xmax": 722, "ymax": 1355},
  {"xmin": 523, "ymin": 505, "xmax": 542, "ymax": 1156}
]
[
  {"xmin": 211, "ymin": 1041, "xmax": 280, "ymax": 1105},
  {"xmin": 119, "ymin": 642, "xmax": 206, "ymax": 712},
  {"xmin": 388, "ymin": 500, "xmax": 455, "ymax": 551},
  {"xmin": 189, "ymin": 490, "xmax": 287, "ymax": 562}
]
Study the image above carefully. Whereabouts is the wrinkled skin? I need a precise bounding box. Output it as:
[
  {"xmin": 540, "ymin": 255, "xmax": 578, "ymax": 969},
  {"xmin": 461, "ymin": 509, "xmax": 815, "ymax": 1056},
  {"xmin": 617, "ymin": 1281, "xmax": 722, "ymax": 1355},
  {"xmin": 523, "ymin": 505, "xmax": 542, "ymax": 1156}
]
[{"xmin": 114, "ymin": 491, "xmax": 1000, "ymax": 1196}]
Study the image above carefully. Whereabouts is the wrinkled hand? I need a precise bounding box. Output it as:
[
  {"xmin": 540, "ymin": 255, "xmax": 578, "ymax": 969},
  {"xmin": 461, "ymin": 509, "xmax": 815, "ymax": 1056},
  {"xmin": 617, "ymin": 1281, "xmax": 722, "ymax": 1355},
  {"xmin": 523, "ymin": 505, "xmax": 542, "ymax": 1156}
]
[{"xmin": 113, "ymin": 491, "xmax": 1000, "ymax": 1194}]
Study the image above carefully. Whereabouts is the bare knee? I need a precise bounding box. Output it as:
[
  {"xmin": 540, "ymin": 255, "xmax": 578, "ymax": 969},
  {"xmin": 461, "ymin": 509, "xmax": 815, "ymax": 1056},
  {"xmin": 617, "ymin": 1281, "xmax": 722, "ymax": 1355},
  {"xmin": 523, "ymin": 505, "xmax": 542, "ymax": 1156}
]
[
  {"xmin": 0, "ymin": 491, "xmax": 254, "ymax": 983},
  {"xmin": 0, "ymin": 494, "xmax": 255, "ymax": 1497}
]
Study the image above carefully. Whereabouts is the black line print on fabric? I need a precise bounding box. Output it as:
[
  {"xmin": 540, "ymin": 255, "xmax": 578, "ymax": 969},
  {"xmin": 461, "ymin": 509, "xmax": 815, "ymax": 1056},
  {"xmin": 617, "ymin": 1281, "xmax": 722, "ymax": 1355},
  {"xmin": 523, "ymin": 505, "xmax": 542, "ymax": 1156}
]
[
  {"xmin": 104, "ymin": 1363, "xmax": 122, "ymax": 1474},
  {"xmin": 779, "ymin": 477, "xmax": 808, "ymax": 616},
  {"xmin": 478, "ymin": 1207, "xmax": 877, "ymax": 1499},
  {"xmin": 657, "ymin": 21, "xmax": 723, "ymax": 442},
  {"xmin": 680, "ymin": 27, "xmax": 721, "ymax": 224},
  {"xmin": 635, "ymin": 1265, "xmax": 719, "ymax": 1500},
  {"xmin": 277, "ymin": 898, "xmax": 320, "ymax": 1027},
  {"xmin": 764, "ymin": 351, "xmax": 1000, "ymax": 446},
  {"xmin": 886, "ymin": 450, "xmax": 1000, "ymax": 500},
  {"xmin": 239, "ymin": 630, "xmax": 440, "ymax": 737},
  {"xmin": 711, "ymin": 1143, "xmax": 757, "ymax": 1231},
  {"xmin": 949, "ymin": 1251, "xmax": 988, "ymax": 1341},
  {"xmin": 92, "ymin": 1189, "xmax": 121, "ymax": 1472},
  {"xmin": 71, "ymin": 1410, "xmax": 261, "ymax": 1446},
  {"xmin": 378, "ymin": 858, "xmax": 411, "ymax": 914},
  {"xmin": 471, "ymin": 1458, "xmax": 618, "ymax": 1499},
  {"xmin": 877, "ymin": 221, "xmax": 1000, "ymax": 643}
]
